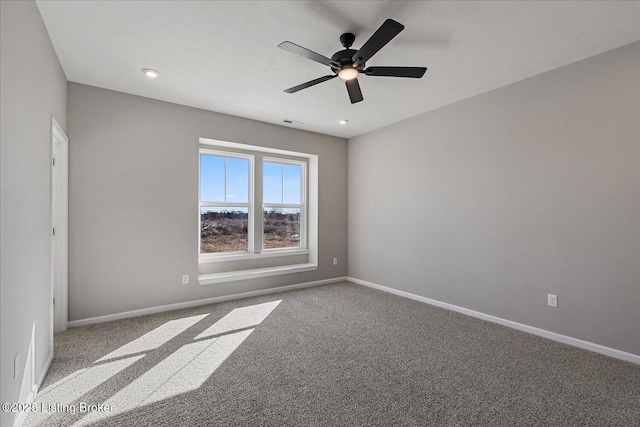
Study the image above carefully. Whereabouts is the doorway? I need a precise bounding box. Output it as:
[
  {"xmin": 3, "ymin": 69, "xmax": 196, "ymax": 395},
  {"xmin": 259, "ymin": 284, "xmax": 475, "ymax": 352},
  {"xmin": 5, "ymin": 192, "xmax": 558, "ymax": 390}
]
[{"xmin": 51, "ymin": 117, "xmax": 68, "ymax": 343}]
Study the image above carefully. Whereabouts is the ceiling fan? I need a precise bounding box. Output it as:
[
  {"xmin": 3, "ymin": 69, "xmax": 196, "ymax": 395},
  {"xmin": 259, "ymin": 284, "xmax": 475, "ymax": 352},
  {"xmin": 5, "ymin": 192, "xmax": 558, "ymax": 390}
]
[{"xmin": 278, "ymin": 19, "xmax": 427, "ymax": 104}]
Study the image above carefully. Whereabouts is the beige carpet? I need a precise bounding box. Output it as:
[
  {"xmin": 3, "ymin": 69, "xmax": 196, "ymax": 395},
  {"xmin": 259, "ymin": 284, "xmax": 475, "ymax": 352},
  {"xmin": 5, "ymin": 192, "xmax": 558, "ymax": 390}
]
[{"xmin": 25, "ymin": 282, "xmax": 640, "ymax": 426}]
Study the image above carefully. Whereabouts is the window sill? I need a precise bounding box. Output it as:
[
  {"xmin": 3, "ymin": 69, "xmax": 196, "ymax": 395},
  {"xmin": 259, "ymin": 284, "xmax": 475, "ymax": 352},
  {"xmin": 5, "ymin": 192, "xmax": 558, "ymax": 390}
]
[
  {"xmin": 198, "ymin": 263, "xmax": 317, "ymax": 285},
  {"xmin": 199, "ymin": 249, "xmax": 309, "ymax": 264}
]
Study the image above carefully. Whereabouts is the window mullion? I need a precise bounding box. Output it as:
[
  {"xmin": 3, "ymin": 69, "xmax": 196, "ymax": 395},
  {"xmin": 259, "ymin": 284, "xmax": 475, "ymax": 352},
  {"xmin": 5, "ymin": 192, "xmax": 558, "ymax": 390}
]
[
  {"xmin": 263, "ymin": 203, "xmax": 302, "ymax": 209},
  {"xmin": 280, "ymin": 164, "xmax": 284, "ymax": 204},
  {"xmin": 254, "ymin": 157, "xmax": 263, "ymax": 253},
  {"xmin": 223, "ymin": 157, "xmax": 227, "ymax": 202},
  {"xmin": 201, "ymin": 202, "xmax": 250, "ymax": 208}
]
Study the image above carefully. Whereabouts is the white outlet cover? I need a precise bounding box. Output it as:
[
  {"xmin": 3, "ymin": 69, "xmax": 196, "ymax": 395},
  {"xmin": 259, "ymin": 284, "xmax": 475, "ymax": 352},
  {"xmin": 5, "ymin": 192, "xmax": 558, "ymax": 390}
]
[
  {"xmin": 548, "ymin": 294, "xmax": 558, "ymax": 307},
  {"xmin": 182, "ymin": 275, "xmax": 189, "ymax": 285}
]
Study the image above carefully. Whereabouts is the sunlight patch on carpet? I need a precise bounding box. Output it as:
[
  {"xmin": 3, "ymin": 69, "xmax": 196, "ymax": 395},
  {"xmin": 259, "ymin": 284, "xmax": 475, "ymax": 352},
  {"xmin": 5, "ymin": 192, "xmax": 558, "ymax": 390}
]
[
  {"xmin": 71, "ymin": 300, "xmax": 281, "ymax": 425},
  {"xmin": 194, "ymin": 300, "xmax": 281, "ymax": 339},
  {"xmin": 95, "ymin": 314, "xmax": 209, "ymax": 363},
  {"xmin": 75, "ymin": 329, "xmax": 254, "ymax": 426},
  {"xmin": 26, "ymin": 355, "xmax": 144, "ymax": 426}
]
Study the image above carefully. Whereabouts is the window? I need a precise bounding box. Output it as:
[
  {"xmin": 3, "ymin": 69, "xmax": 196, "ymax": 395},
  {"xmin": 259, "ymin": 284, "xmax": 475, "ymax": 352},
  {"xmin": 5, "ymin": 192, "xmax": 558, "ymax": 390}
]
[
  {"xmin": 198, "ymin": 138, "xmax": 318, "ymax": 284},
  {"xmin": 199, "ymin": 152, "xmax": 252, "ymax": 254},
  {"xmin": 263, "ymin": 160, "xmax": 305, "ymax": 250},
  {"xmin": 199, "ymin": 145, "xmax": 310, "ymax": 259}
]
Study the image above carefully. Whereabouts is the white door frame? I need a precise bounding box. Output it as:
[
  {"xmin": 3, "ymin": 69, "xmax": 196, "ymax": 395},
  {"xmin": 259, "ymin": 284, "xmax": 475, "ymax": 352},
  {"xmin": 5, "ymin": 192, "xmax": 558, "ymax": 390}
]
[{"xmin": 51, "ymin": 116, "xmax": 68, "ymax": 339}]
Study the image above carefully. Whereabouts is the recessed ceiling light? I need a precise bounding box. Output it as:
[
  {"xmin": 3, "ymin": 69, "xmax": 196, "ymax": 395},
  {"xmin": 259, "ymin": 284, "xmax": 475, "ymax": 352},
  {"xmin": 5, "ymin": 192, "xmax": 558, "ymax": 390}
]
[
  {"xmin": 338, "ymin": 119, "xmax": 349, "ymax": 125},
  {"xmin": 142, "ymin": 68, "xmax": 160, "ymax": 78}
]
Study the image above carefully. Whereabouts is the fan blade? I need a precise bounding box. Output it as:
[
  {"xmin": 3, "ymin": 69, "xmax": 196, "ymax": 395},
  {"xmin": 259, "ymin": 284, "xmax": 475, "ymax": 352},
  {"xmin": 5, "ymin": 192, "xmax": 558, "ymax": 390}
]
[
  {"xmin": 363, "ymin": 66, "xmax": 427, "ymax": 78},
  {"xmin": 352, "ymin": 19, "xmax": 404, "ymax": 67},
  {"xmin": 345, "ymin": 78, "xmax": 363, "ymax": 104},
  {"xmin": 278, "ymin": 41, "xmax": 339, "ymax": 68},
  {"xmin": 284, "ymin": 75, "xmax": 337, "ymax": 94}
]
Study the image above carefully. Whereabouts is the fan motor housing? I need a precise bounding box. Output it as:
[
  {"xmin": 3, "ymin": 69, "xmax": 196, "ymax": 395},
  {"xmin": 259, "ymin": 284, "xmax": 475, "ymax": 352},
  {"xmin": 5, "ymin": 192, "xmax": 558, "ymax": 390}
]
[{"xmin": 330, "ymin": 49, "xmax": 364, "ymax": 74}]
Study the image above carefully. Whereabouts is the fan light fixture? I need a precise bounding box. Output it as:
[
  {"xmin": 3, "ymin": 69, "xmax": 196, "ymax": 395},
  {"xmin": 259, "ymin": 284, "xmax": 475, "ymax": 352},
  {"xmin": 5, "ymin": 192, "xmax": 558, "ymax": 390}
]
[
  {"xmin": 338, "ymin": 67, "xmax": 358, "ymax": 81},
  {"xmin": 278, "ymin": 19, "xmax": 427, "ymax": 104},
  {"xmin": 142, "ymin": 68, "xmax": 160, "ymax": 78}
]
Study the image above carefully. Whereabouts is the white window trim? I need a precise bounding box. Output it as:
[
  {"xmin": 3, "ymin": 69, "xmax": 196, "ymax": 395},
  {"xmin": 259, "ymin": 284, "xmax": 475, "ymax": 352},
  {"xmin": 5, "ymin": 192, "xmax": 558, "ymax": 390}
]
[
  {"xmin": 198, "ymin": 138, "xmax": 318, "ymax": 282},
  {"xmin": 199, "ymin": 263, "xmax": 317, "ymax": 285},
  {"xmin": 199, "ymin": 249, "xmax": 310, "ymax": 264}
]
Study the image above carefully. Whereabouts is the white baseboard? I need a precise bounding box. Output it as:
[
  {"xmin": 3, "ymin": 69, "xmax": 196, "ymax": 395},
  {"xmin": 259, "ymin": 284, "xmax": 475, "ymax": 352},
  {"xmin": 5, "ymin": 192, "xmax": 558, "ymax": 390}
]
[
  {"xmin": 68, "ymin": 276, "xmax": 347, "ymax": 328},
  {"xmin": 13, "ymin": 351, "xmax": 53, "ymax": 427},
  {"xmin": 347, "ymin": 276, "xmax": 640, "ymax": 365},
  {"xmin": 37, "ymin": 351, "xmax": 54, "ymax": 390},
  {"xmin": 12, "ymin": 386, "xmax": 36, "ymax": 427}
]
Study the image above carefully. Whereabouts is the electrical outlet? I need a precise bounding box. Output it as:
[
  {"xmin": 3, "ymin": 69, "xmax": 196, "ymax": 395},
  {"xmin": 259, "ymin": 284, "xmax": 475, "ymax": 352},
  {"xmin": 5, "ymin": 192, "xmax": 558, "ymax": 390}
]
[
  {"xmin": 14, "ymin": 354, "xmax": 20, "ymax": 379},
  {"xmin": 182, "ymin": 275, "xmax": 189, "ymax": 285},
  {"xmin": 333, "ymin": 258, "xmax": 338, "ymax": 265},
  {"xmin": 547, "ymin": 294, "xmax": 558, "ymax": 308}
]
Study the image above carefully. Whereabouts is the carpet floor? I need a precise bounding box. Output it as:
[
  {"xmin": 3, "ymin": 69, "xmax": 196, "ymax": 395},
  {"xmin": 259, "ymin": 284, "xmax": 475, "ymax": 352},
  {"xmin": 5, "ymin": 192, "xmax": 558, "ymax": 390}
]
[{"xmin": 25, "ymin": 282, "xmax": 640, "ymax": 426}]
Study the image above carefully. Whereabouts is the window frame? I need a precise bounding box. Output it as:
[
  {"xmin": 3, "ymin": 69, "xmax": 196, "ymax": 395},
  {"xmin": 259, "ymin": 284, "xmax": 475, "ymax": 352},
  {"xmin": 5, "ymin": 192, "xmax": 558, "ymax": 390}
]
[
  {"xmin": 198, "ymin": 145, "xmax": 311, "ymax": 263},
  {"xmin": 198, "ymin": 149, "xmax": 255, "ymax": 258},
  {"xmin": 261, "ymin": 156, "xmax": 307, "ymax": 252}
]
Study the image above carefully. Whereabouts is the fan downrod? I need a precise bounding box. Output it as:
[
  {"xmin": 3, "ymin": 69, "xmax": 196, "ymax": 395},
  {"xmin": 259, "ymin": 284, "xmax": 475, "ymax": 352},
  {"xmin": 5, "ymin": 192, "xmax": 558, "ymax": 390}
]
[{"xmin": 339, "ymin": 33, "xmax": 355, "ymax": 48}]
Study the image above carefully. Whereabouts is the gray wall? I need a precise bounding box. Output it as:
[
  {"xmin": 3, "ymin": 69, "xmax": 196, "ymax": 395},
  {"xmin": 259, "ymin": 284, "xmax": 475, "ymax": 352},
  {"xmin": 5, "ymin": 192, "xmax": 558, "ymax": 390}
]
[
  {"xmin": 0, "ymin": 0, "xmax": 67, "ymax": 424},
  {"xmin": 348, "ymin": 42, "xmax": 640, "ymax": 355},
  {"xmin": 67, "ymin": 83, "xmax": 347, "ymax": 321}
]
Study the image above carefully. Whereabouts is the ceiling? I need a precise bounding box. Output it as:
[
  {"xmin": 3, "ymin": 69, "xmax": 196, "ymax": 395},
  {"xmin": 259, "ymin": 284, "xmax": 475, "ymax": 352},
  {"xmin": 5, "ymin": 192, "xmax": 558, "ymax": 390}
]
[{"xmin": 36, "ymin": 1, "xmax": 640, "ymax": 139}]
